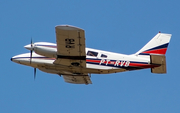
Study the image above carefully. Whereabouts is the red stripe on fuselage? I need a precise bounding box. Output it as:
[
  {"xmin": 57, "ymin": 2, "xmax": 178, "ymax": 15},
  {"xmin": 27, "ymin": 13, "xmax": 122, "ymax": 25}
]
[
  {"xmin": 129, "ymin": 63, "xmax": 159, "ymax": 68},
  {"xmin": 86, "ymin": 59, "xmax": 159, "ymax": 69},
  {"xmin": 86, "ymin": 59, "xmax": 101, "ymax": 63},
  {"xmin": 142, "ymin": 48, "xmax": 167, "ymax": 55}
]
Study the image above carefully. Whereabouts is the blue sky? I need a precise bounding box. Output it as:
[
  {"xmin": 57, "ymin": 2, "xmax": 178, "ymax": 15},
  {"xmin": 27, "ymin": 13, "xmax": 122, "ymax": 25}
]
[{"xmin": 1, "ymin": 0, "xmax": 180, "ymax": 113}]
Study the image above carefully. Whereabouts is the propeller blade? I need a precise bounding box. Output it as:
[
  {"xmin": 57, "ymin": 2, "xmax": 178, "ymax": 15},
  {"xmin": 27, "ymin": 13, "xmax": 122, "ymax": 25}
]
[
  {"xmin": 30, "ymin": 50, "xmax": 32, "ymax": 64},
  {"xmin": 30, "ymin": 38, "xmax": 33, "ymax": 64},
  {"xmin": 34, "ymin": 68, "xmax": 36, "ymax": 80},
  {"xmin": 31, "ymin": 38, "xmax": 33, "ymax": 47}
]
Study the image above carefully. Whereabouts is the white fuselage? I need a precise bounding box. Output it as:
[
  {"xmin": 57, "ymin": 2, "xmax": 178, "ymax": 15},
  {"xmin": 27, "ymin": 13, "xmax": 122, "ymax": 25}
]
[{"xmin": 11, "ymin": 42, "xmax": 152, "ymax": 75}]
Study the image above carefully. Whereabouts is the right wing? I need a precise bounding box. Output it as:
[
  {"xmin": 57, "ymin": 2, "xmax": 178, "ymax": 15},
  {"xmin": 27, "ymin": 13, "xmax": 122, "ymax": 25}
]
[{"xmin": 62, "ymin": 75, "xmax": 92, "ymax": 84}]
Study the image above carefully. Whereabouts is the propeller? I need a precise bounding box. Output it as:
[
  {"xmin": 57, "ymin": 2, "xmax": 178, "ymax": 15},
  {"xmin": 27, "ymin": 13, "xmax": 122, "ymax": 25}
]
[
  {"xmin": 26, "ymin": 38, "xmax": 37, "ymax": 80},
  {"xmin": 30, "ymin": 38, "xmax": 34, "ymax": 64},
  {"xmin": 34, "ymin": 68, "xmax": 36, "ymax": 80}
]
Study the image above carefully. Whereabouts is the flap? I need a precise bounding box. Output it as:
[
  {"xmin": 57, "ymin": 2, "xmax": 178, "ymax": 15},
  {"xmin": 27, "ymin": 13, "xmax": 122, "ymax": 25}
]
[{"xmin": 62, "ymin": 75, "xmax": 92, "ymax": 84}]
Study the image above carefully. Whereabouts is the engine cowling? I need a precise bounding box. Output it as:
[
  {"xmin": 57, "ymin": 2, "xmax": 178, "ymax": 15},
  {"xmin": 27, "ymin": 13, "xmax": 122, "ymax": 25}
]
[{"xmin": 33, "ymin": 42, "xmax": 57, "ymax": 58}]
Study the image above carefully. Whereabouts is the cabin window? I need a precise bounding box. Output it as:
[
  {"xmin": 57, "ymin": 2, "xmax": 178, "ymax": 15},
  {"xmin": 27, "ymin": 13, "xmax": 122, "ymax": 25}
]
[
  {"xmin": 101, "ymin": 54, "xmax": 107, "ymax": 58},
  {"xmin": 87, "ymin": 51, "xmax": 98, "ymax": 57}
]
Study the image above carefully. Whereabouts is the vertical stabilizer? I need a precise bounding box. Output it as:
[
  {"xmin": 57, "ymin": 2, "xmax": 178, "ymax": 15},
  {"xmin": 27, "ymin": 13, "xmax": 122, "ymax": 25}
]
[{"xmin": 135, "ymin": 33, "xmax": 172, "ymax": 55}]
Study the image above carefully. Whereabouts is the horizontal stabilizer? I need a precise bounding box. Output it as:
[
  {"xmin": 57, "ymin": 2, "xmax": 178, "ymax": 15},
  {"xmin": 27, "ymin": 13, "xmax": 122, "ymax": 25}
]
[{"xmin": 150, "ymin": 55, "xmax": 166, "ymax": 74}]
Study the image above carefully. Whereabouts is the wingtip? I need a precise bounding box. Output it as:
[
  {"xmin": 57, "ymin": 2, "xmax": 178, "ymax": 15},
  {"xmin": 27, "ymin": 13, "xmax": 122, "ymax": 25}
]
[{"xmin": 55, "ymin": 25, "xmax": 83, "ymax": 31}]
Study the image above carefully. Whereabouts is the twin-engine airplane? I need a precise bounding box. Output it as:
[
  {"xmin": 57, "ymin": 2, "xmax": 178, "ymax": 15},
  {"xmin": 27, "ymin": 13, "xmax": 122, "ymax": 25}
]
[{"xmin": 11, "ymin": 25, "xmax": 172, "ymax": 84}]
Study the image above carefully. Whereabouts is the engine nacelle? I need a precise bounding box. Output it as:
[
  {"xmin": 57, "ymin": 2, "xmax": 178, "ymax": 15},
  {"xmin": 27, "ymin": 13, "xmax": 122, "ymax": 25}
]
[{"xmin": 34, "ymin": 42, "xmax": 57, "ymax": 58}]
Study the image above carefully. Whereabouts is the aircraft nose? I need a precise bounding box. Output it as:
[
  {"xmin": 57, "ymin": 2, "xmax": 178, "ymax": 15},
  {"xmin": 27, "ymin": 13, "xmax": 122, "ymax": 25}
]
[
  {"xmin": 24, "ymin": 44, "xmax": 33, "ymax": 50},
  {"xmin": 10, "ymin": 57, "xmax": 18, "ymax": 62},
  {"xmin": 10, "ymin": 55, "xmax": 19, "ymax": 62},
  {"xmin": 10, "ymin": 56, "xmax": 16, "ymax": 62},
  {"xmin": 11, "ymin": 53, "xmax": 31, "ymax": 64}
]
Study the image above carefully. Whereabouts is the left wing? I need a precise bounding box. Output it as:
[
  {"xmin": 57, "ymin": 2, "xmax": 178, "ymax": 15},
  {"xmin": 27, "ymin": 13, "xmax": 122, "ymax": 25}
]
[{"xmin": 53, "ymin": 25, "xmax": 87, "ymax": 75}]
